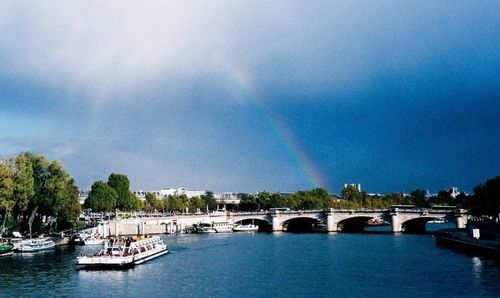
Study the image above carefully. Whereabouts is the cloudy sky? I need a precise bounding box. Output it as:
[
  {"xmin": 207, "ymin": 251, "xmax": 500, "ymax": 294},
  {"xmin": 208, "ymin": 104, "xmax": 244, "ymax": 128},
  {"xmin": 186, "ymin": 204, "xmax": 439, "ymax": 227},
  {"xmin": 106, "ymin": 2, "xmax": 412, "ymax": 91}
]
[{"xmin": 0, "ymin": 1, "xmax": 498, "ymax": 194}]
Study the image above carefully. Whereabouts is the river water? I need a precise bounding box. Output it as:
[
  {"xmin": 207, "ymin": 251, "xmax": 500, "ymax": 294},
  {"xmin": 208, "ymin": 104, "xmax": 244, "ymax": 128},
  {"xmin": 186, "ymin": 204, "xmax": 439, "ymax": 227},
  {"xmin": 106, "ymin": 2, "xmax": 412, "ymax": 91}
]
[{"xmin": 1, "ymin": 232, "xmax": 499, "ymax": 297}]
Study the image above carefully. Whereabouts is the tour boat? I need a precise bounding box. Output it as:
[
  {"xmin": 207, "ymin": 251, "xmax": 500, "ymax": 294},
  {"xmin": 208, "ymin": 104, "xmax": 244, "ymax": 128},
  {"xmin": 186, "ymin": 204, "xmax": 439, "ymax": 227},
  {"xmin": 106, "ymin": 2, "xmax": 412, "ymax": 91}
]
[
  {"xmin": 0, "ymin": 243, "xmax": 14, "ymax": 256},
  {"xmin": 233, "ymin": 223, "xmax": 259, "ymax": 232},
  {"xmin": 367, "ymin": 218, "xmax": 389, "ymax": 226},
  {"xmin": 18, "ymin": 238, "xmax": 56, "ymax": 252},
  {"xmin": 76, "ymin": 235, "xmax": 168, "ymax": 269},
  {"xmin": 196, "ymin": 222, "xmax": 233, "ymax": 233}
]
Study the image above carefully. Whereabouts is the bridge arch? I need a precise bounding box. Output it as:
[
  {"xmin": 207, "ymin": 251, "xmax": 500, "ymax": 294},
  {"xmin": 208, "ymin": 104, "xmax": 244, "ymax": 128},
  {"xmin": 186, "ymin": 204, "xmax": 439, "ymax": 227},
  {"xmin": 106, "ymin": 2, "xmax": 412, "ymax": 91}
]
[
  {"xmin": 233, "ymin": 218, "xmax": 271, "ymax": 232},
  {"xmin": 337, "ymin": 216, "xmax": 374, "ymax": 233},
  {"xmin": 282, "ymin": 217, "xmax": 325, "ymax": 233},
  {"xmin": 401, "ymin": 217, "xmax": 449, "ymax": 233}
]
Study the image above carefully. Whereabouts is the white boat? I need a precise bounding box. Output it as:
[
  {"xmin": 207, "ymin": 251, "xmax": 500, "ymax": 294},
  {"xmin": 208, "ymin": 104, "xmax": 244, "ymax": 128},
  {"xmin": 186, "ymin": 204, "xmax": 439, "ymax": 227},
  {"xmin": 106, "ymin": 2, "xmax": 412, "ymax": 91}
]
[
  {"xmin": 196, "ymin": 222, "xmax": 233, "ymax": 233},
  {"xmin": 84, "ymin": 236, "xmax": 106, "ymax": 246},
  {"xmin": 312, "ymin": 223, "xmax": 328, "ymax": 232},
  {"xmin": 76, "ymin": 235, "xmax": 168, "ymax": 269},
  {"xmin": 233, "ymin": 223, "xmax": 259, "ymax": 232},
  {"xmin": 18, "ymin": 238, "xmax": 56, "ymax": 252},
  {"xmin": 428, "ymin": 219, "xmax": 447, "ymax": 224}
]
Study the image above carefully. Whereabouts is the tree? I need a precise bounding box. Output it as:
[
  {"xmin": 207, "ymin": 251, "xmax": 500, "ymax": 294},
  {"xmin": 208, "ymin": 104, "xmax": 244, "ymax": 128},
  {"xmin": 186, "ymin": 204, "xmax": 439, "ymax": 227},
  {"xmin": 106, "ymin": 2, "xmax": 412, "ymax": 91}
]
[
  {"xmin": 107, "ymin": 173, "xmax": 140, "ymax": 211},
  {"xmin": 12, "ymin": 154, "xmax": 34, "ymax": 214},
  {"xmin": 340, "ymin": 185, "xmax": 363, "ymax": 204},
  {"xmin": 201, "ymin": 191, "xmax": 217, "ymax": 210},
  {"xmin": 256, "ymin": 191, "xmax": 270, "ymax": 210},
  {"xmin": 428, "ymin": 190, "xmax": 452, "ymax": 206},
  {"xmin": 269, "ymin": 192, "xmax": 287, "ymax": 209},
  {"xmin": 410, "ymin": 189, "xmax": 428, "ymax": 207},
  {"xmin": 470, "ymin": 176, "xmax": 500, "ymax": 219},
  {"xmin": 0, "ymin": 159, "xmax": 14, "ymax": 235},
  {"xmin": 84, "ymin": 181, "xmax": 117, "ymax": 212},
  {"xmin": 57, "ymin": 178, "xmax": 81, "ymax": 229},
  {"xmin": 189, "ymin": 196, "xmax": 205, "ymax": 212},
  {"xmin": 238, "ymin": 193, "xmax": 258, "ymax": 211},
  {"xmin": 165, "ymin": 195, "xmax": 184, "ymax": 212},
  {"xmin": 144, "ymin": 193, "xmax": 161, "ymax": 212}
]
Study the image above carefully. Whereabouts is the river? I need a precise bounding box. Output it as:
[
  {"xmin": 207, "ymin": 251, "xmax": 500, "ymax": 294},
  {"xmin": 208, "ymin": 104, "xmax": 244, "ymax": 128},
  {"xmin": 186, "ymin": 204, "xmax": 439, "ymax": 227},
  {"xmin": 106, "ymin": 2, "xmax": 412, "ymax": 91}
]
[{"xmin": 1, "ymin": 232, "xmax": 499, "ymax": 297}]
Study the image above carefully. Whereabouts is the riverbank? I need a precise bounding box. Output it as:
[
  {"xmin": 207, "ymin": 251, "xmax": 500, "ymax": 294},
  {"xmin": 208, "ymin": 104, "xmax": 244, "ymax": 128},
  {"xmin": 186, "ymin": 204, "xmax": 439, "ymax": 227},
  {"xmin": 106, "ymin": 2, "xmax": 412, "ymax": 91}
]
[{"xmin": 435, "ymin": 229, "xmax": 500, "ymax": 258}]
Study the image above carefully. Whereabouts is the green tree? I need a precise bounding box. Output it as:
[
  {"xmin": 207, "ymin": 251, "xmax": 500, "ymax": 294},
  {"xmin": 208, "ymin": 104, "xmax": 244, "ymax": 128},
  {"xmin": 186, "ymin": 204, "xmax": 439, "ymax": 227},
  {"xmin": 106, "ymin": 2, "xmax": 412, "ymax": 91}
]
[
  {"xmin": 269, "ymin": 192, "xmax": 287, "ymax": 209},
  {"xmin": 144, "ymin": 193, "xmax": 161, "ymax": 212},
  {"xmin": 238, "ymin": 193, "xmax": 258, "ymax": 211},
  {"xmin": 10, "ymin": 153, "xmax": 81, "ymax": 235},
  {"xmin": 165, "ymin": 195, "xmax": 184, "ymax": 212},
  {"xmin": 57, "ymin": 178, "xmax": 81, "ymax": 229},
  {"xmin": 340, "ymin": 185, "xmax": 363, "ymax": 205},
  {"xmin": 84, "ymin": 181, "xmax": 117, "ymax": 212},
  {"xmin": 107, "ymin": 173, "xmax": 139, "ymax": 211},
  {"xmin": 12, "ymin": 154, "xmax": 34, "ymax": 214},
  {"xmin": 256, "ymin": 191, "xmax": 270, "ymax": 210},
  {"xmin": 0, "ymin": 159, "xmax": 14, "ymax": 235},
  {"xmin": 201, "ymin": 191, "xmax": 217, "ymax": 210},
  {"xmin": 189, "ymin": 196, "xmax": 205, "ymax": 212}
]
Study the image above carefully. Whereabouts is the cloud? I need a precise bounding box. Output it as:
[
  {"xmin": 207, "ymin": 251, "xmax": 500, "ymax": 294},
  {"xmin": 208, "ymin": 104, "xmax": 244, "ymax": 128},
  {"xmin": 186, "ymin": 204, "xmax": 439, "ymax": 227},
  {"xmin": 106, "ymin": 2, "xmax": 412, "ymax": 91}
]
[
  {"xmin": 6, "ymin": 1, "xmax": 496, "ymax": 105},
  {"xmin": 1, "ymin": 1, "xmax": 498, "ymax": 193},
  {"xmin": 1, "ymin": 1, "xmax": 293, "ymax": 104}
]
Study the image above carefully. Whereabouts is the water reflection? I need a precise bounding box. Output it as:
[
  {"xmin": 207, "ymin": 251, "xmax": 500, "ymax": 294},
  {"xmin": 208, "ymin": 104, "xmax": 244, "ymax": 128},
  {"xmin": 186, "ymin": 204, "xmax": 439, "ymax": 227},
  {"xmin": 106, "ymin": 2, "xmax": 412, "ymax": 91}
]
[{"xmin": 472, "ymin": 256, "xmax": 483, "ymax": 282}]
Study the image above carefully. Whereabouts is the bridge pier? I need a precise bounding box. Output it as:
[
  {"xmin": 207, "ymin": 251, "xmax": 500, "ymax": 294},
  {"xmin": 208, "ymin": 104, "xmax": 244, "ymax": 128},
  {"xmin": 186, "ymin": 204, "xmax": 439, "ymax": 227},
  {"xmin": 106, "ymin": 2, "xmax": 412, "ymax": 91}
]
[
  {"xmin": 272, "ymin": 211, "xmax": 283, "ymax": 232},
  {"xmin": 326, "ymin": 209, "xmax": 338, "ymax": 232},
  {"xmin": 391, "ymin": 213, "xmax": 402, "ymax": 233}
]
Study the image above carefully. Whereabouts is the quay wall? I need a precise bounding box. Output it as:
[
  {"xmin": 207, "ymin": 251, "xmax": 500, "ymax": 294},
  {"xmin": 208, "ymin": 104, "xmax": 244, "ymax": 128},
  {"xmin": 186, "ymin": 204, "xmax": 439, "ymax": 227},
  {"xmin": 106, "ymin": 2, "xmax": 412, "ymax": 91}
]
[{"xmin": 96, "ymin": 215, "xmax": 225, "ymax": 236}]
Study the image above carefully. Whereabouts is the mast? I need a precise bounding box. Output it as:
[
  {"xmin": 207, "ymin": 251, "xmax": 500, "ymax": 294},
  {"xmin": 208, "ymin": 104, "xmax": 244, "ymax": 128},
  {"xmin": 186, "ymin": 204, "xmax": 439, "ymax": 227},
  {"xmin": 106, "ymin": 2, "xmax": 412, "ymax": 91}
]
[{"xmin": 28, "ymin": 206, "xmax": 38, "ymax": 239}]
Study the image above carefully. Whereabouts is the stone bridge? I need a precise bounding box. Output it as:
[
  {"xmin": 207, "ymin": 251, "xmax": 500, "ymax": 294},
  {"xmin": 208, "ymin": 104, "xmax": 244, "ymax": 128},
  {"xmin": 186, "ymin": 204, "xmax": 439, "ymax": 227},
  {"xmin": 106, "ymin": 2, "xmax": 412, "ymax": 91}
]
[
  {"xmin": 228, "ymin": 207, "xmax": 468, "ymax": 233},
  {"xmin": 95, "ymin": 207, "xmax": 468, "ymax": 236}
]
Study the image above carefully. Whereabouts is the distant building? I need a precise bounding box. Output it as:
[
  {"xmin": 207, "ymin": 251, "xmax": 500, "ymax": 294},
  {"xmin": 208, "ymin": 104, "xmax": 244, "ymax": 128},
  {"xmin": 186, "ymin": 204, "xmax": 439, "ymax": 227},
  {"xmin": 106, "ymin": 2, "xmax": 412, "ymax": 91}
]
[
  {"xmin": 449, "ymin": 187, "xmax": 460, "ymax": 199},
  {"xmin": 78, "ymin": 189, "xmax": 89, "ymax": 205},
  {"xmin": 133, "ymin": 187, "xmax": 206, "ymax": 200},
  {"xmin": 132, "ymin": 187, "xmax": 241, "ymax": 205},
  {"xmin": 214, "ymin": 192, "xmax": 240, "ymax": 204},
  {"xmin": 343, "ymin": 183, "xmax": 361, "ymax": 192}
]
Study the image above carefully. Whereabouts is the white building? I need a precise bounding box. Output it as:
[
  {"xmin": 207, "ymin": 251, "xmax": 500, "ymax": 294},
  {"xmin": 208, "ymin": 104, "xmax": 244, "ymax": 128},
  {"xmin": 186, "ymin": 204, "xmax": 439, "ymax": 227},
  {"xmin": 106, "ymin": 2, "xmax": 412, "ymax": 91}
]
[
  {"xmin": 132, "ymin": 188, "xmax": 240, "ymax": 204},
  {"xmin": 343, "ymin": 183, "xmax": 361, "ymax": 192}
]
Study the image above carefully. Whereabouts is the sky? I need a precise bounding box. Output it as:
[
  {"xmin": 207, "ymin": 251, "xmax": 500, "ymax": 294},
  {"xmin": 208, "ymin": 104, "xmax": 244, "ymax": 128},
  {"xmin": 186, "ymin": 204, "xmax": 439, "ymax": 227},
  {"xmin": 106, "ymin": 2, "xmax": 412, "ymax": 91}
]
[{"xmin": 0, "ymin": 1, "xmax": 498, "ymax": 194}]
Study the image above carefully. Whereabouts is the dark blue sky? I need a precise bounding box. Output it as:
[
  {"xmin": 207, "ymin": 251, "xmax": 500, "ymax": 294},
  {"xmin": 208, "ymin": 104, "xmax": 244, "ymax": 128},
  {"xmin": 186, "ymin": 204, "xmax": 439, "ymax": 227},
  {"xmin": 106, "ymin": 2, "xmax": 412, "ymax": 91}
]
[{"xmin": 0, "ymin": 1, "xmax": 498, "ymax": 194}]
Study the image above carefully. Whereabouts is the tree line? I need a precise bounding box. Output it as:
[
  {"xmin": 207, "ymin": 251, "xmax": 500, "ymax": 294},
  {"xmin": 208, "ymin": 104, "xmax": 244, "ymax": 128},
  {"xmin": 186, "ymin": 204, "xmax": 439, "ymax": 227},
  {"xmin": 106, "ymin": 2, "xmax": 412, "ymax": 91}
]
[
  {"xmin": 2, "ymin": 152, "xmax": 497, "ymax": 236},
  {"xmin": 80, "ymin": 172, "xmax": 500, "ymax": 219},
  {"xmin": 84, "ymin": 176, "xmax": 218, "ymax": 214},
  {"xmin": 0, "ymin": 152, "xmax": 81, "ymax": 236},
  {"xmin": 236, "ymin": 177, "xmax": 499, "ymax": 218}
]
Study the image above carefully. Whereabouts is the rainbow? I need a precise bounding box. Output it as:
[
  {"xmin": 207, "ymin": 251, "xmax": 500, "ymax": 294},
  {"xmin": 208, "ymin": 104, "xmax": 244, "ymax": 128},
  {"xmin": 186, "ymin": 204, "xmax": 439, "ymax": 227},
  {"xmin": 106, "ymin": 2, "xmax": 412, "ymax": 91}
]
[{"xmin": 228, "ymin": 69, "xmax": 326, "ymax": 190}]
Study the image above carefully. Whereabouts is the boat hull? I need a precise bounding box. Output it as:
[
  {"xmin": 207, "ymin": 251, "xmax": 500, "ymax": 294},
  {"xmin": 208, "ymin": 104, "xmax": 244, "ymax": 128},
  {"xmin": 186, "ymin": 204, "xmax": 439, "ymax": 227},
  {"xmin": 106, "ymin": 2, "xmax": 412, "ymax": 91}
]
[
  {"xmin": 233, "ymin": 225, "xmax": 259, "ymax": 232},
  {"xmin": 0, "ymin": 251, "xmax": 14, "ymax": 257},
  {"xmin": 76, "ymin": 236, "xmax": 168, "ymax": 269},
  {"xmin": 18, "ymin": 239, "xmax": 56, "ymax": 252},
  {"xmin": 134, "ymin": 249, "xmax": 169, "ymax": 265}
]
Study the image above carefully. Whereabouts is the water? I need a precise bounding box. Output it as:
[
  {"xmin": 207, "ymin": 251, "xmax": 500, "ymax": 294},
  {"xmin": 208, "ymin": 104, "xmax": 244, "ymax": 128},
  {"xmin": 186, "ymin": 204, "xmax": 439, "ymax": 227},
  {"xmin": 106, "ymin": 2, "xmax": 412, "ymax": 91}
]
[{"xmin": 1, "ymin": 232, "xmax": 499, "ymax": 297}]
